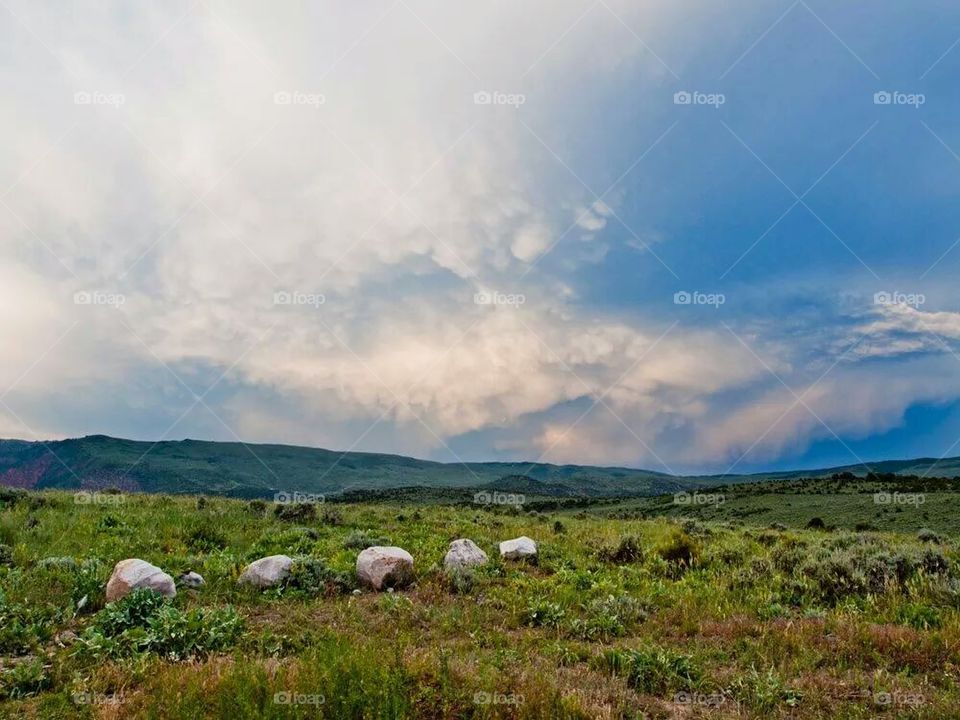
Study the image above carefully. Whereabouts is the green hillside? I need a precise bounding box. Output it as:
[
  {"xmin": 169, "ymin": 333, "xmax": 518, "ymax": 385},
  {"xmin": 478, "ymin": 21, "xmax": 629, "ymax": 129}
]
[{"xmin": 2, "ymin": 434, "xmax": 960, "ymax": 500}]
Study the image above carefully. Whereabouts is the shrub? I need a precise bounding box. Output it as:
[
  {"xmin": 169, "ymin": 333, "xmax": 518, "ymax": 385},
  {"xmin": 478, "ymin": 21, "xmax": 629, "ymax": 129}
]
[
  {"xmin": 918, "ymin": 528, "xmax": 944, "ymax": 544},
  {"xmin": 0, "ymin": 544, "xmax": 13, "ymax": 567},
  {"xmin": 730, "ymin": 667, "xmax": 802, "ymax": 710},
  {"xmin": 320, "ymin": 507, "xmax": 344, "ymax": 526},
  {"xmin": 0, "ymin": 657, "xmax": 50, "ymax": 700},
  {"xmin": 896, "ymin": 603, "xmax": 942, "ymax": 630},
  {"xmin": 599, "ymin": 535, "xmax": 643, "ymax": 564},
  {"xmin": 284, "ymin": 557, "xmax": 354, "ymax": 595},
  {"xmin": 657, "ymin": 532, "xmax": 699, "ymax": 570},
  {"xmin": 184, "ymin": 524, "xmax": 228, "ymax": 553},
  {"xmin": 247, "ymin": 500, "xmax": 267, "ymax": 516},
  {"xmin": 806, "ymin": 517, "xmax": 826, "ymax": 530},
  {"xmin": 274, "ymin": 503, "xmax": 317, "ymax": 523},
  {"xmin": 448, "ymin": 567, "xmax": 475, "ymax": 595},
  {"xmin": 522, "ymin": 599, "xmax": 566, "ymax": 628},
  {"xmin": 342, "ymin": 530, "xmax": 390, "ymax": 551},
  {"xmin": 553, "ymin": 520, "xmax": 566, "ymax": 534},
  {"xmin": 602, "ymin": 646, "xmax": 701, "ymax": 694},
  {"xmin": 76, "ymin": 589, "xmax": 243, "ymax": 661},
  {"xmin": 0, "ymin": 594, "xmax": 58, "ymax": 655}
]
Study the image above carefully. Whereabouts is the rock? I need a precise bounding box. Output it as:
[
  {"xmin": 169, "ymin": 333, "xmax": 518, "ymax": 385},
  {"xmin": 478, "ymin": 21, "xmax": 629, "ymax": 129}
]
[
  {"xmin": 499, "ymin": 536, "xmax": 537, "ymax": 561},
  {"xmin": 179, "ymin": 571, "xmax": 205, "ymax": 589},
  {"xmin": 356, "ymin": 546, "xmax": 414, "ymax": 591},
  {"xmin": 105, "ymin": 559, "xmax": 176, "ymax": 603},
  {"xmin": 238, "ymin": 555, "xmax": 293, "ymax": 588},
  {"xmin": 444, "ymin": 539, "xmax": 489, "ymax": 571}
]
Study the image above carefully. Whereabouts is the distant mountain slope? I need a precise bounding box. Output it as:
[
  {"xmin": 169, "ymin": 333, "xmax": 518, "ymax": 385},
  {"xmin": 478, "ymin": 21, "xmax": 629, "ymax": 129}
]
[{"xmin": 0, "ymin": 435, "xmax": 958, "ymax": 499}]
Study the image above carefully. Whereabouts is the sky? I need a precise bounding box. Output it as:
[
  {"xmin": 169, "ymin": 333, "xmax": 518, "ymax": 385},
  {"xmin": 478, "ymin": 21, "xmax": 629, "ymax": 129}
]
[{"xmin": 2, "ymin": 0, "xmax": 960, "ymax": 475}]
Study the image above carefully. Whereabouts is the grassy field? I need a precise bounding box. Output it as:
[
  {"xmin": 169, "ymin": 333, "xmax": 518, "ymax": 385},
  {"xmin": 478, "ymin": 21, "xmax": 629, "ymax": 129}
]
[{"xmin": 0, "ymin": 488, "xmax": 959, "ymax": 718}]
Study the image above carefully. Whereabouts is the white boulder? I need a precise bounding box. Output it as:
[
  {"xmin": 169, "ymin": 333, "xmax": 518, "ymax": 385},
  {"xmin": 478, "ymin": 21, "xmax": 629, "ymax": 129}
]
[
  {"xmin": 105, "ymin": 559, "xmax": 176, "ymax": 603},
  {"xmin": 356, "ymin": 546, "xmax": 414, "ymax": 590},
  {"xmin": 179, "ymin": 571, "xmax": 205, "ymax": 589},
  {"xmin": 499, "ymin": 536, "xmax": 538, "ymax": 561},
  {"xmin": 444, "ymin": 539, "xmax": 488, "ymax": 571},
  {"xmin": 238, "ymin": 554, "xmax": 293, "ymax": 588}
]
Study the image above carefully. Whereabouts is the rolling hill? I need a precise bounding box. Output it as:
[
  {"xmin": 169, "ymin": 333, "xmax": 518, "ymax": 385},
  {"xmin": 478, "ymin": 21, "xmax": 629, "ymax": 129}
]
[{"xmin": 1, "ymin": 434, "xmax": 959, "ymax": 499}]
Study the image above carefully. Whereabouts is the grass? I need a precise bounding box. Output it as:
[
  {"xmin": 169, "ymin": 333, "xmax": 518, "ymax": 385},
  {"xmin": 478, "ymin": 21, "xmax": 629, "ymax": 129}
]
[{"xmin": 0, "ymin": 488, "xmax": 958, "ymax": 718}]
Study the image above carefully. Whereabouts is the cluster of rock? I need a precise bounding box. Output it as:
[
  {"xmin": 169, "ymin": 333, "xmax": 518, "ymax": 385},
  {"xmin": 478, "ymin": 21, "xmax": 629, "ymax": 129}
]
[{"xmin": 104, "ymin": 536, "xmax": 538, "ymax": 602}]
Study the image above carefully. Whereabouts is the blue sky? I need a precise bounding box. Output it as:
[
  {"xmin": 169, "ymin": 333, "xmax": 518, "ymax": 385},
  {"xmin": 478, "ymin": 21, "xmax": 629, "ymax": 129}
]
[{"xmin": 2, "ymin": 1, "xmax": 960, "ymax": 475}]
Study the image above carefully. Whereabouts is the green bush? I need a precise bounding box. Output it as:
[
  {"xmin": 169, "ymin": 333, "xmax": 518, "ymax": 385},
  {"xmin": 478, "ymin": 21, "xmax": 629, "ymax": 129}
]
[
  {"xmin": 0, "ymin": 657, "xmax": 50, "ymax": 700},
  {"xmin": 599, "ymin": 535, "xmax": 643, "ymax": 564},
  {"xmin": 284, "ymin": 557, "xmax": 355, "ymax": 596},
  {"xmin": 602, "ymin": 646, "xmax": 701, "ymax": 694},
  {"xmin": 343, "ymin": 530, "xmax": 390, "ymax": 550},
  {"xmin": 274, "ymin": 503, "xmax": 317, "ymax": 523},
  {"xmin": 523, "ymin": 599, "xmax": 565, "ymax": 628},
  {"xmin": 76, "ymin": 588, "xmax": 244, "ymax": 661}
]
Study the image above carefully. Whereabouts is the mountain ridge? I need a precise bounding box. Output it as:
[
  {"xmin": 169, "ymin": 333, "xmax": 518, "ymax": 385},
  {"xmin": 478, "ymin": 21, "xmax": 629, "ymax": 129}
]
[{"xmin": 1, "ymin": 434, "xmax": 959, "ymax": 499}]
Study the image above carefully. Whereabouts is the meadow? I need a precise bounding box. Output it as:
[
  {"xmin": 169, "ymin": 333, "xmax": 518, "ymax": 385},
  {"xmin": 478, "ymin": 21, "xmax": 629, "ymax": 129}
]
[{"xmin": 0, "ymin": 486, "xmax": 958, "ymax": 719}]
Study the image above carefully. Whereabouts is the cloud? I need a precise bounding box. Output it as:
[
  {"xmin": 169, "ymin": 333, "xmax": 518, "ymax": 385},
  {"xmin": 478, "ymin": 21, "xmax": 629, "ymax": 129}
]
[{"xmin": 2, "ymin": 2, "xmax": 960, "ymax": 474}]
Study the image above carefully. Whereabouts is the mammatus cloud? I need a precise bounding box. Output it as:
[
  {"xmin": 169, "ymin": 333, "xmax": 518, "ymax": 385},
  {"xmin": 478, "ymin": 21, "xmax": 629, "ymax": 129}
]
[{"xmin": 3, "ymin": 2, "xmax": 960, "ymax": 471}]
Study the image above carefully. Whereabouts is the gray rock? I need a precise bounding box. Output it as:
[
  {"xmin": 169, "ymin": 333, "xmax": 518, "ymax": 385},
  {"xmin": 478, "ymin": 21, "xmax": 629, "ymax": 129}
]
[
  {"xmin": 499, "ymin": 536, "xmax": 537, "ymax": 561},
  {"xmin": 444, "ymin": 539, "xmax": 489, "ymax": 571},
  {"xmin": 179, "ymin": 571, "xmax": 205, "ymax": 589},
  {"xmin": 105, "ymin": 559, "xmax": 176, "ymax": 603},
  {"xmin": 356, "ymin": 546, "xmax": 414, "ymax": 591},
  {"xmin": 238, "ymin": 554, "xmax": 293, "ymax": 588}
]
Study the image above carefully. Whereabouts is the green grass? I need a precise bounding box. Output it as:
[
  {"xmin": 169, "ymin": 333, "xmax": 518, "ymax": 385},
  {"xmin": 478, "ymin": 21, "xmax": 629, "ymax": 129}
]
[{"xmin": 0, "ymin": 489, "xmax": 959, "ymax": 718}]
